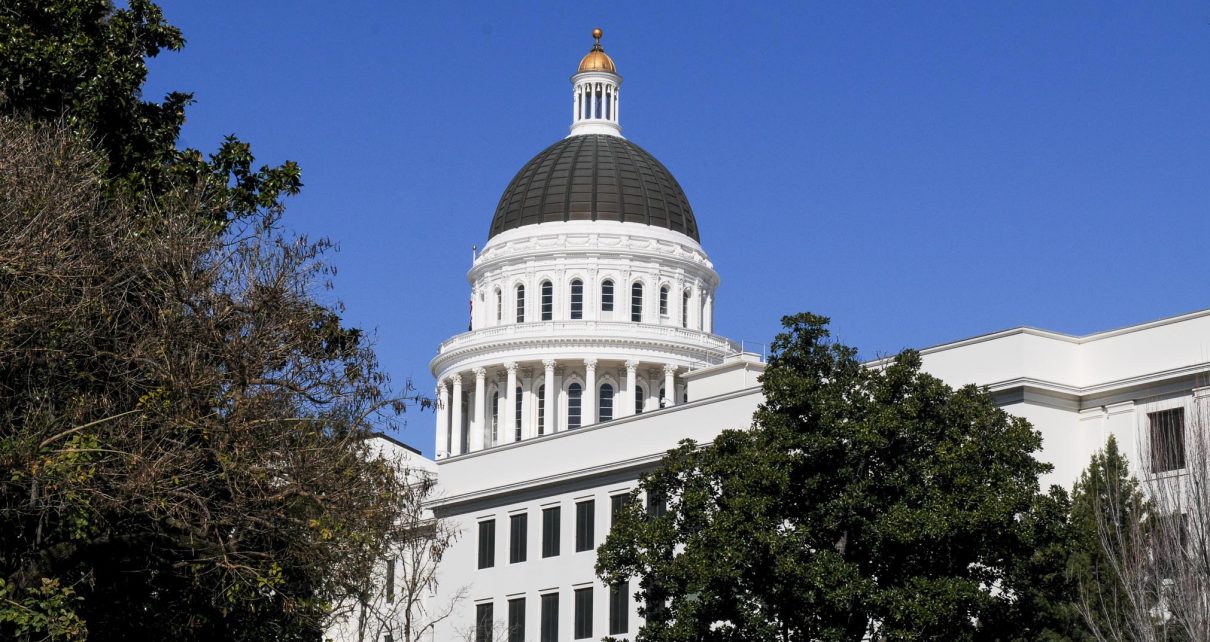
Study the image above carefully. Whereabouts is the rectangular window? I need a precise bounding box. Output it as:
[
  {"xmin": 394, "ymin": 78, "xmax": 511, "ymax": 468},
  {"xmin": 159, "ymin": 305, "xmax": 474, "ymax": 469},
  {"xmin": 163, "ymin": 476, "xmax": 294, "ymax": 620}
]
[
  {"xmin": 510, "ymin": 513, "xmax": 528, "ymax": 564},
  {"xmin": 476, "ymin": 602, "xmax": 494, "ymax": 642},
  {"xmin": 1150, "ymin": 408, "xmax": 1186, "ymax": 473},
  {"xmin": 542, "ymin": 506, "xmax": 561, "ymax": 558},
  {"xmin": 541, "ymin": 282, "xmax": 553, "ymax": 321},
  {"xmin": 610, "ymin": 493, "xmax": 630, "ymax": 521},
  {"xmin": 508, "ymin": 597, "xmax": 525, "ymax": 642},
  {"xmin": 385, "ymin": 555, "xmax": 396, "ymax": 603},
  {"xmin": 574, "ymin": 587, "xmax": 593, "ymax": 639},
  {"xmin": 537, "ymin": 385, "xmax": 545, "ymax": 435},
  {"xmin": 575, "ymin": 500, "xmax": 595, "ymax": 552},
  {"xmin": 516, "ymin": 285, "xmax": 525, "ymax": 323},
  {"xmin": 515, "ymin": 387, "xmax": 523, "ymax": 442},
  {"xmin": 609, "ymin": 581, "xmax": 628, "ymax": 635},
  {"xmin": 659, "ymin": 287, "xmax": 669, "ymax": 316},
  {"xmin": 540, "ymin": 593, "xmax": 559, "ymax": 642},
  {"xmin": 478, "ymin": 519, "xmax": 496, "ymax": 569},
  {"xmin": 601, "ymin": 281, "xmax": 614, "ymax": 312}
]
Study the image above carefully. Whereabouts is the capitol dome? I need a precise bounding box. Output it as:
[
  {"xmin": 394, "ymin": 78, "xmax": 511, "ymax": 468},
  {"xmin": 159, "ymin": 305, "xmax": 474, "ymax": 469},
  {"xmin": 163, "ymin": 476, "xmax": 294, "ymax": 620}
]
[{"xmin": 488, "ymin": 134, "xmax": 699, "ymax": 241}]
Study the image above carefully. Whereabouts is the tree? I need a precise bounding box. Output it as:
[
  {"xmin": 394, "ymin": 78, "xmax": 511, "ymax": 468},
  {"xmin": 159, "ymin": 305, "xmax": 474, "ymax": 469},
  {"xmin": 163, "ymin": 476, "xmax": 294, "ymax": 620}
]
[
  {"xmin": 0, "ymin": 117, "xmax": 423, "ymax": 640},
  {"xmin": 597, "ymin": 312, "xmax": 1074, "ymax": 641},
  {"xmin": 326, "ymin": 451, "xmax": 464, "ymax": 642},
  {"xmin": 0, "ymin": 0, "xmax": 300, "ymax": 224},
  {"xmin": 1073, "ymin": 402, "xmax": 1210, "ymax": 642}
]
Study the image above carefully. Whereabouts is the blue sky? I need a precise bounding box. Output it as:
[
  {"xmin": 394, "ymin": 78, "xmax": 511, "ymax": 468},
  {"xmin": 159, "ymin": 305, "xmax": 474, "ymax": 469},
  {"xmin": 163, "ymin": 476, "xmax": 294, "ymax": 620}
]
[{"xmin": 147, "ymin": 2, "xmax": 1210, "ymax": 455}]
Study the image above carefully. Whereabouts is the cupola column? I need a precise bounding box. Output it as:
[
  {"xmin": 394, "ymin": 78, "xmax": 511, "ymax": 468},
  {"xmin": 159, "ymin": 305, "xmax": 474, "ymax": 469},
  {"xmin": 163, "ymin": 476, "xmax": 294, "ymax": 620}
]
[
  {"xmin": 663, "ymin": 364, "xmax": 677, "ymax": 408},
  {"xmin": 470, "ymin": 368, "xmax": 486, "ymax": 451},
  {"xmin": 435, "ymin": 381, "xmax": 449, "ymax": 458},
  {"xmin": 584, "ymin": 359, "xmax": 598, "ymax": 425},
  {"xmin": 450, "ymin": 375, "xmax": 463, "ymax": 455},
  {"xmin": 543, "ymin": 359, "xmax": 557, "ymax": 434},
  {"xmin": 504, "ymin": 362, "xmax": 518, "ymax": 443},
  {"xmin": 621, "ymin": 360, "xmax": 639, "ymax": 418}
]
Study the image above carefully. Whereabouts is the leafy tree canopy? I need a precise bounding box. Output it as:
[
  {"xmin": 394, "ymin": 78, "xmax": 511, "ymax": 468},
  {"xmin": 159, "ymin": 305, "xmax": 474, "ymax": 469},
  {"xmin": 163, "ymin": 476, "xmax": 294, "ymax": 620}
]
[
  {"xmin": 598, "ymin": 313, "xmax": 1080, "ymax": 641},
  {"xmin": 0, "ymin": 0, "xmax": 300, "ymax": 223}
]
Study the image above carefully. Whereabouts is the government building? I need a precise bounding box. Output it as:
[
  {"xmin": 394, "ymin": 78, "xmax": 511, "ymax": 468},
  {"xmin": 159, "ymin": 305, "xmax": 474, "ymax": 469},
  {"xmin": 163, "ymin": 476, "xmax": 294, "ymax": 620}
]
[{"xmin": 402, "ymin": 30, "xmax": 1206, "ymax": 642}]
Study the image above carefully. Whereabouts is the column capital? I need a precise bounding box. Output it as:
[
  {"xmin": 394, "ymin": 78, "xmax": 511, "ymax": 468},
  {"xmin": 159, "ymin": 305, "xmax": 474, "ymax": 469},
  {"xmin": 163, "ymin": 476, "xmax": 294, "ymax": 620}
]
[
  {"xmin": 504, "ymin": 361, "xmax": 518, "ymax": 373},
  {"xmin": 663, "ymin": 363, "xmax": 678, "ymax": 375},
  {"xmin": 450, "ymin": 373, "xmax": 462, "ymax": 385},
  {"xmin": 625, "ymin": 359, "xmax": 640, "ymax": 373},
  {"xmin": 473, "ymin": 367, "xmax": 487, "ymax": 380},
  {"xmin": 584, "ymin": 358, "xmax": 598, "ymax": 370},
  {"xmin": 437, "ymin": 381, "xmax": 448, "ymax": 393},
  {"xmin": 542, "ymin": 359, "xmax": 557, "ymax": 370}
]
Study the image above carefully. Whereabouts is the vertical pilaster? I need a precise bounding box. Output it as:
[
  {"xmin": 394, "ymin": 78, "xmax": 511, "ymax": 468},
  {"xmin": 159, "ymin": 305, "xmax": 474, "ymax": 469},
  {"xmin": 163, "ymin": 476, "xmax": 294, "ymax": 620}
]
[
  {"xmin": 664, "ymin": 364, "xmax": 677, "ymax": 408},
  {"xmin": 435, "ymin": 381, "xmax": 449, "ymax": 458},
  {"xmin": 470, "ymin": 367, "xmax": 486, "ymax": 451},
  {"xmin": 622, "ymin": 360, "xmax": 639, "ymax": 417},
  {"xmin": 504, "ymin": 362, "xmax": 518, "ymax": 443},
  {"xmin": 584, "ymin": 359, "xmax": 598, "ymax": 425},
  {"xmin": 543, "ymin": 359, "xmax": 557, "ymax": 435},
  {"xmin": 450, "ymin": 375, "xmax": 463, "ymax": 456}
]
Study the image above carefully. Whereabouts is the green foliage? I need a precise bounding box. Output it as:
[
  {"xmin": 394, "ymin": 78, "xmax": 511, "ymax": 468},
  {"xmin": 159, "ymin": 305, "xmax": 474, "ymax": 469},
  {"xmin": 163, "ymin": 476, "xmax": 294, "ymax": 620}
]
[
  {"xmin": 597, "ymin": 313, "xmax": 1077, "ymax": 641},
  {"xmin": 0, "ymin": 0, "xmax": 301, "ymax": 224},
  {"xmin": 1068, "ymin": 436, "xmax": 1148, "ymax": 640},
  {"xmin": 0, "ymin": 577, "xmax": 86, "ymax": 641}
]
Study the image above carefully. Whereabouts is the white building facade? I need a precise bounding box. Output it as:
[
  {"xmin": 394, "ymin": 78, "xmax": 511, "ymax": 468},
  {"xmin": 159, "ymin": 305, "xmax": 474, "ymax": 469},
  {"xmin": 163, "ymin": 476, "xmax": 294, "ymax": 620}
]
[{"xmin": 426, "ymin": 30, "xmax": 1210, "ymax": 642}]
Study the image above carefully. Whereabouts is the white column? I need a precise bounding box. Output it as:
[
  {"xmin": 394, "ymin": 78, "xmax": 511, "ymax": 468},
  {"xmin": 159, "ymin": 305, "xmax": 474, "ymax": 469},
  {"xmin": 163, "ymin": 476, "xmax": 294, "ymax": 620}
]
[
  {"xmin": 621, "ymin": 360, "xmax": 639, "ymax": 417},
  {"xmin": 664, "ymin": 364, "xmax": 677, "ymax": 408},
  {"xmin": 584, "ymin": 359, "xmax": 598, "ymax": 426},
  {"xmin": 450, "ymin": 375, "xmax": 463, "ymax": 455},
  {"xmin": 572, "ymin": 87, "xmax": 578, "ymax": 123},
  {"xmin": 470, "ymin": 367, "xmax": 486, "ymax": 451},
  {"xmin": 520, "ymin": 369, "xmax": 533, "ymax": 439},
  {"xmin": 543, "ymin": 359, "xmax": 557, "ymax": 434},
  {"xmin": 646, "ymin": 369, "xmax": 660, "ymax": 413},
  {"xmin": 435, "ymin": 381, "xmax": 449, "ymax": 458},
  {"xmin": 614, "ymin": 87, "xmax": 619, "ymax": 124},
  {"xmin": 504, "ymin": 362, "xmax": 518, "ymax": 443},
  {"xmin": 704, "ymin": 292, "xmax": 714, "ymax": 333}
]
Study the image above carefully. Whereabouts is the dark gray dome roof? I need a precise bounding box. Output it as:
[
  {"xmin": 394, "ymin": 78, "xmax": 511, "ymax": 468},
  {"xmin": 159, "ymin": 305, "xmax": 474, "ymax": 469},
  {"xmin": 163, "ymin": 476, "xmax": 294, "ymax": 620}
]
[{"xmin": 489, "ymin": 135, "xmax": 699, "ymax": 242}]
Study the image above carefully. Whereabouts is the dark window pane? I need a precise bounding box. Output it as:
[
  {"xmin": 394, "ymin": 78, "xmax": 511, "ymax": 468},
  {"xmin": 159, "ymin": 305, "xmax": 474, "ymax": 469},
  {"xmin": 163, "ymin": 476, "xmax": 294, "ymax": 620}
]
[
  {"xmin": 541, "ymin": 281, "xmax": 553, "ymax": 321},
  {"xmin": 515, "ymin": 386, "xmax": 523, "ymax": 442},
  {"xmin": 659, "ymin": 286, "xmax": 669, "ymax": 316},
  {"xmin": 496, "ymin": 289, "xmax": 502, "ymax": 321},
  {"xmin": 476, "ymin": 602, "xmax": 494, "ymax": 642},
  {"xmin": 682, "ymin": 290, "xmax": 690, "ymax": 328},
  {"xmin": 540, "ymin": 593, "xmax": 559, "ymax": 642},
  {"xmin": 510, "ymin": 513, "xmax": 528, "ymax": 564},
  {"xmin": 574, "ymin": 587, "xmax": 593, "ymax": 639},
  {"xmin": 478, "ymin": 520, "xmax": 495, "ymax": 569},
  {"xmin": 385, "ymin": 556, "xmax": 395, "ymax": 603},
  {"xmin": 634, "ymin": 385, "xmax": 644, "ymax": 415},
  {"xmin": 516, "ymin": 285, "xmax": 525, "ymax": 323},
  {"xmin": 611, "ymin": 494, "xmax": 630, "ymax": 521},
  {"xmin": 570, "ymin": 280, "xmax": 583, "ymax": 319},
  {"xmin": 576, "ymin": 500, "xmax": 595, "ymax": 552},
  {"xmin": 542, "ymin": 507, "xmax": 561, "ymax": 558},
  {"xmin": 631, "ymin": 283, "xmax": 643, "ymax": 322},
  {"xmin": 599, "ymin": 384, "xmax": 614, "ymax": 422},
  {"xmin": 1150, "ymin": 408, "xmax": 1187, "ymax": 473},
  {"xmin": 609, "ymin": 581, "xmax": 629, "ymax": 635},
  {"xmin": 601, "ymin": 280, "xmax": 614, "ymax": 311},
  {"xmin": 568, "ymin": 383, "xmax": 582, "ymax": 429},
  {"xmin": 508, "ymin": 598, "xmax": 525, "ymax": 642},
  {"xmin": 537, "ymin": 385, "xmax": 545, "ymax": 435}
]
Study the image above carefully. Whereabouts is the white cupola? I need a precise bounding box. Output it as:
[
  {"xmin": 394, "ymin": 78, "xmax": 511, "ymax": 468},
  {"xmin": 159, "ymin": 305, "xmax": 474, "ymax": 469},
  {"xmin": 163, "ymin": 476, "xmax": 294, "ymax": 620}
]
[{"xmin": 569, "ymin": 28, "xmax": 622, "ymax": 137}]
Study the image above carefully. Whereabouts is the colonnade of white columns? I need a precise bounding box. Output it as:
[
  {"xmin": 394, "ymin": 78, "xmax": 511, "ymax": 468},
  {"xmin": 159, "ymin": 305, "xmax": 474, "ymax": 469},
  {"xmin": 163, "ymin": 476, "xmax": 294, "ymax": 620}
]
[{"xmin": 435, "ymin": 358, "xmax": 686, "ymax": 459}]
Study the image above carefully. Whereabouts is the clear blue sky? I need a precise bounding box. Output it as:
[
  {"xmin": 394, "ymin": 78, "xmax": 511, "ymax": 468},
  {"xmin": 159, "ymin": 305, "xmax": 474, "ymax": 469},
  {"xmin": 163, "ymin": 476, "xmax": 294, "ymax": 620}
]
[{"xmin": 147, "ymin": 2, "xmax": 1210, "ymax": 456}]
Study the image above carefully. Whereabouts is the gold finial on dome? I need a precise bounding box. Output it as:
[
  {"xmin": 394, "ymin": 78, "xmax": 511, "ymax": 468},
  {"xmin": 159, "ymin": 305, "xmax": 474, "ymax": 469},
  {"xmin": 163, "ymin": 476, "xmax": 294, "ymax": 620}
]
[{"xmin": 578, "ymin": 27, "xmax": 617, "ymax": 73}]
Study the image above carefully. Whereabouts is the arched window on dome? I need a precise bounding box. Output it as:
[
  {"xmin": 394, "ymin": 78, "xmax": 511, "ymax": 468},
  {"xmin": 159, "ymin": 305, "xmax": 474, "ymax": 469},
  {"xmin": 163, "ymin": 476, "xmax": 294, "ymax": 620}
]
[
  {"xmin": 516, "ymin": 284, "xmax": 526, "ymax": 323},
  {"xmin": 659, "ymin": 285, "xmax": 669, "ymax": 318},
  {"xmin": 495, "ymin": 288, "xmax": 502, "ymax": 323},
  {"xmin": 682, "ymin": 289, "xmax": 691, "ymax": 328},
  {"xmin": 491, "ymin": 391, "xmax": 500, "ymax": 447},
  {"xmin": 537, "ymin": 385, "xmax": 546, "ymax": 435},
  {"xmin": 634, "ymin": 384, "xmax": 645, "ymax": 415},
  {"xmin": 601, "ymin": 280, "xmax": 614, "ymax": 313},
  {"xmin": 540, "ymin": 280, "xmax": 553, "ymax": 321},
  {"xmin": 570, "ymin": 279, "xmax": 583, "ymax": 320},
  {"xmin": 599, "ymin": 383, "xmax": 614, "ymax": 423},
  {"xmin": 514, "ymin": 386, "xmax": 523, "ymax": 442},
  {"xmin": 567, "ymin": 383, "xmax": 582, "ymax": 430},
  {"xmin": 630, "ymin": 282, "xmax": 643, "ymax": 323}
]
